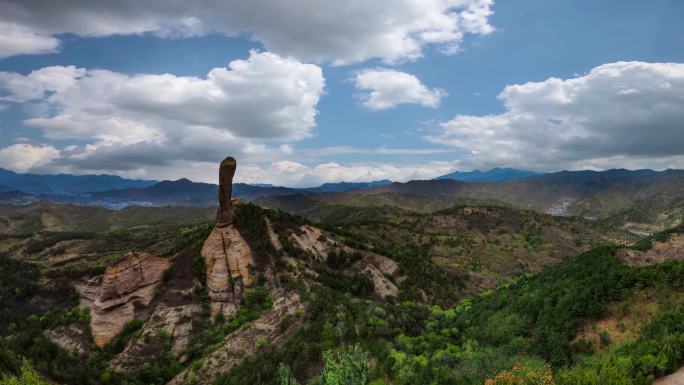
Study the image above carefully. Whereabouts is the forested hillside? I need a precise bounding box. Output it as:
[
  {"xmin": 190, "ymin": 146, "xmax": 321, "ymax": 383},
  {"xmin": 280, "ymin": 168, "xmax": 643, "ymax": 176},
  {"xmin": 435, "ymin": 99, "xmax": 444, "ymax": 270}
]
[{"xmin": 0, "ymin": 201, "xmax": 682, "ymax": 385}]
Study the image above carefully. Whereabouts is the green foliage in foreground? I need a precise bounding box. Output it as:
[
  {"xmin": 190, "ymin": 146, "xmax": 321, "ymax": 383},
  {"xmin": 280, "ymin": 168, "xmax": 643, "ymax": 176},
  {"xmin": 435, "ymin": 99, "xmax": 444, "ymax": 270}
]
[
  {"xmin": 319, "ymin": 345, "xmax": 369, "ymax": 385},
  {"xmin": 0, "ymin": 359, "xmax": 50, "ymax": 385},
  {"xmin": 219, "ymin": 239, "xmax": 684, "ymax": 385}
]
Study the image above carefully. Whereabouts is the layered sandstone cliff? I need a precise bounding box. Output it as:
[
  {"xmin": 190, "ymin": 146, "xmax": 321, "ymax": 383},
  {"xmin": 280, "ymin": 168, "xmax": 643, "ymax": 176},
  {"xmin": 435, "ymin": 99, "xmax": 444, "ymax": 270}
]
[
  {"xmin": 90, "ymin": 252, "xmax": 171, "ymax": 346},
  {"xmin": 202, "ymin": 225, "xmax": 254, "ymax": 316}
]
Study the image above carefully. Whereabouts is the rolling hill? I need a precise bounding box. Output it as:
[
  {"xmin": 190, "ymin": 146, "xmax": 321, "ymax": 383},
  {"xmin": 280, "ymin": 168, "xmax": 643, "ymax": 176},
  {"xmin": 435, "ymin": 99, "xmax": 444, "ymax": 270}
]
[{"xmin": 259, "ymin": 169, "xmax": 684, "ymax": 230}]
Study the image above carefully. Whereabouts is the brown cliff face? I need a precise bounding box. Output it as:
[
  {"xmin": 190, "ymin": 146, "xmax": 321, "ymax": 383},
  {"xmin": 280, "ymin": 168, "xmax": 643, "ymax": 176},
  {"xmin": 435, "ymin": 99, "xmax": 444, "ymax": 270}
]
[
  {"xmin": 202, "ymin": 225, "xmax": 254, "ymax": 316},
  {"xmin": 90, "ymin": 252, "xmax": 170, "ymax": 346}
]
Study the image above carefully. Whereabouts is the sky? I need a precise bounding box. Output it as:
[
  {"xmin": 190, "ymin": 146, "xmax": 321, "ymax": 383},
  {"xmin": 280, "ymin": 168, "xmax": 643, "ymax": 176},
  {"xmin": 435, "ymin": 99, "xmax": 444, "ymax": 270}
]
[{"xmin": 0, "ymin": 0, "xmax": 682, "ymax": 187}]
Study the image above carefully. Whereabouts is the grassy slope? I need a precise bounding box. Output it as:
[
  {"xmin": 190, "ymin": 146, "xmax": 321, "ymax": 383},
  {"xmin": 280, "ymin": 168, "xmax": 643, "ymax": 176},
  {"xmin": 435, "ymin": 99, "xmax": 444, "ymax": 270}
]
[{"xmin": 317, "ymin": 204, "xmax": 625, "ymax": 298}]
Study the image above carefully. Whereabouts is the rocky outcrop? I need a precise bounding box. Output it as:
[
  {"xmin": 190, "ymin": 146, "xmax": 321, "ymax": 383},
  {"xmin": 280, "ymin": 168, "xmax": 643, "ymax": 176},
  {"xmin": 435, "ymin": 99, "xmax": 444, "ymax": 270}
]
[
  {"xmin": 356, "ymin": 253, "xmax": 399, "ymax": 298},
  {"xmin": 363, "ymin": 264, "xmax": 398, "ymax": 298},
  {"xmin": 74, "ymin": 276, "xmax": 102, "ymax": 308},
  {"xmin": 45, "ymin": 324, "xmax": 89, "ymax": 356},
  {"xmin": 291, "ymin": 225, "xmax": 343, "ymax": 261},
  {"xmin": 110, "ymin": 302, "xmax": 201, "ymax": 373},
  {"xmin": 366, "ymin": 253, "xmax": 399, "ymax": 276},
  {"xmin": 617, "ymin": 234, "xmax": 684, "ymax": 266},
  {"xmin": 167, "ymin": 291, "xmax": 302, "ymax": 385},
  {"xmin": 655, "ymin": 367, "xmax": 684, "ymax": 385},
  {"xmin": 202, "ymin": 225, "xmax": 254, "ymax": 316},
  {"xmin": 90, "ymin": 252, "xmax": 171, "ymax": 346}
]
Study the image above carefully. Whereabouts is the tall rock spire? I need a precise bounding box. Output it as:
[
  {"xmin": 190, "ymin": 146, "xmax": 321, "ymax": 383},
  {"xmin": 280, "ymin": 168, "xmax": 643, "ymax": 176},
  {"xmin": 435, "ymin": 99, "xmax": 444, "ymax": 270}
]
[
  {"xmin": 216, "ymin": 156, "xmax": 236, "ymax": 227},
  {"xmin": 203, "ymin": 156, "xmax": 253, "ymax": 316}
]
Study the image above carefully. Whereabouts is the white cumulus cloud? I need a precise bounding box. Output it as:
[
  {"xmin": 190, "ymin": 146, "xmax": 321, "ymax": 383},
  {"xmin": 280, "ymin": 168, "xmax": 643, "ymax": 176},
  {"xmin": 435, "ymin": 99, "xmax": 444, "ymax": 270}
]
[
  {"xmin": 354, "ymin": 69, "xmax": 447, "ymax": 110},
  {"xmin": 0, "ymin": 22, "xmax": 59, "ymax": 59},
  {"xmin": 0, "ymin": 143, "xmax": 60, "ymax": 173},
  {"xmin": 0, "ymin": 51, "xmax": 325, "ymax": 174},
  {"xmin": 427, "ymin": 61, "xmax": 684, "ymax": 171},
  {"xmin": 0, "ymin": 0, "xmax": 495, "ymax": 64}
]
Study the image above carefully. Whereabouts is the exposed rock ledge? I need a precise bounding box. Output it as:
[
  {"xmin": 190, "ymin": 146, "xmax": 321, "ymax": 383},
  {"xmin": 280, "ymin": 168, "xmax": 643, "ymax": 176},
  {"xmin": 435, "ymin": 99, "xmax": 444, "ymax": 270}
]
[
  {"xmin": 90, "ymin": 252, "xmax": 171, "ymax": 346},
  {"xmin": 110, "ymin": 302, "xmax": 201, "ymax": 373},
  {"xmin": 45, "ymin": 324, "xmax": 89, "ymax": 356},
  {"xmin": 167, "ymin": 291, "xmax": 302, "ymax": 385},
  {"xmin": 290, "ymin": 225, "xmax": 347, "ymax": 261}
]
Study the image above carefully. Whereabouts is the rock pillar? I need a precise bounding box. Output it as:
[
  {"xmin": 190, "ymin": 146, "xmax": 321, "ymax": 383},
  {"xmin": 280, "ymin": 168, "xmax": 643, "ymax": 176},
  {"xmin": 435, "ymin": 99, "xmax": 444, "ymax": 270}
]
[{"xmin": 216, "ymin": 156, "xmax": 237, "ymax": 227}]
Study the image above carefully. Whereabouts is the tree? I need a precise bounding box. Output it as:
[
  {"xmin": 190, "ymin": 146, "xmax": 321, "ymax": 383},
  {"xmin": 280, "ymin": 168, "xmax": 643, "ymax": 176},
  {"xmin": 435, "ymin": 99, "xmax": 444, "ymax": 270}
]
[
  {"xmin": 278, "ymin": 362, "xmax": 300, "ymax": 385},
  {"xmin": 0, "ymin": 359, "xmax": 50, "ymax": 385},
  {"xmin": 321, "ymin": 345, "xmax": 369, "ymax": 385}
]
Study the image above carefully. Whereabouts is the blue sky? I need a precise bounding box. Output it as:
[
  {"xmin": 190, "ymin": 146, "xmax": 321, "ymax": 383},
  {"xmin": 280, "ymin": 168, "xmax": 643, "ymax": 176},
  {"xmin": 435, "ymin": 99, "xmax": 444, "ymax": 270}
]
[{"xmin": 0, "ymin": 0, "xmax": 682, "ymax": 186}]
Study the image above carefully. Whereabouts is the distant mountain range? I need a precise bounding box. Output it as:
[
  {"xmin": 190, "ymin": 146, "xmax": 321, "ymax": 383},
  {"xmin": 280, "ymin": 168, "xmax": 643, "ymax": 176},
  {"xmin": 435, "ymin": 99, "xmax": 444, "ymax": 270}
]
[
  {"xmin": 307, "ymin": 179, "xmax": 392, "ymax": 192},
  {"xmin": 0, "ymin": 168, "xmax": 394, "ymax": 208},
  {"xmin": 0, "ymin": 167, "xmax": 155, "ymax": 194},
  {"xmin": 3, "ymin": 167, "xmax": 684, "ymax": 232},
  {"xmin": 258, "ymin": 168, "xmax": 684, "ymax": 232},
  {"xmin": 81, "ymin": 179, "xmax": 395, "ymax": 207},
  {"xmin": 436, "ymin": 167, "xmax": 541, "ymax": 182}
]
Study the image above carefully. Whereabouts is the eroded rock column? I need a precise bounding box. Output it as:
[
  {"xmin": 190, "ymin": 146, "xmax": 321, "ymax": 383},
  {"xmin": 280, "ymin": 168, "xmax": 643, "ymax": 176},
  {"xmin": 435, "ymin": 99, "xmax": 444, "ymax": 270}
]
[
  {"xmin": 203, "ymin": 156, "xmax": 254, "ymax": 316},
  {"xmin": 216, "ymin": 156, "xmax": 236, "ymax": 227}
]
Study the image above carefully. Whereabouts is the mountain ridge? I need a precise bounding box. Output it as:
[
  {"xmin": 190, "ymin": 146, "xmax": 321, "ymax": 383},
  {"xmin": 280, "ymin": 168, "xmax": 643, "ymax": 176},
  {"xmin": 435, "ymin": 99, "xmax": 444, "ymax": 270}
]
[
  {"xmin": 0, "ymin": 167, "xmax": 157, "ymax": 195},
  {"xmin": 436, "ymin": 167, "xmax": 541, "ymax": 182}
]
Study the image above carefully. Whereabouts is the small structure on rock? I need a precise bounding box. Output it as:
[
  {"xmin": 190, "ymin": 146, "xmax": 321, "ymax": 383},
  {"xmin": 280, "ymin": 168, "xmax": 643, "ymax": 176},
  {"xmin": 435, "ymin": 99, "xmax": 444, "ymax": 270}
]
[{"xmin": 202, "ymin": 156, "xmax": 254, "ymax": 316}]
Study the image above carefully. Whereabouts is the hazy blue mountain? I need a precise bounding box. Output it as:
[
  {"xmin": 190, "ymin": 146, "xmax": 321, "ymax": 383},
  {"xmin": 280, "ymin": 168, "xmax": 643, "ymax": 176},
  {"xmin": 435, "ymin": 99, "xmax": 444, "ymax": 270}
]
[
  {"xmin": 307, "ymin": 179, "xmax": 392, "ymax": 193},
  {"xmin": 0, "ymin": 168, "xmax": 156, "ymax": 194},
  {"xmin": 0, "ymin": 172, "xmax": 396, "ymax": 208},
  {"xmin": 436, "ymin": 167, "xmax": 541, "ymax": 182},
  {"xmin": 84, "ymin": 179, "xmax": 395, "ymax": 206},
  {"xmin": 83, "ymin": 179, "xmax": 301, "ymax": 206}
]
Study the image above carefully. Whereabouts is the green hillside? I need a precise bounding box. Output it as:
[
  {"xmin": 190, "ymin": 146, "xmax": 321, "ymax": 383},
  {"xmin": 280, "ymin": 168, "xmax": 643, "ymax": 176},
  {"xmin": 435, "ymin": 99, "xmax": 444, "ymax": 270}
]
[
  {"xmin": 0, "ymin": 203, "xmax": 682, "ymax": 385},
  {"xmin": 311, "ymin": 204, "xmax": 625, "ymax": 303},
  {"xmin": 220, "ymin": 225, "xmax": 684, "ymax": 385}
]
